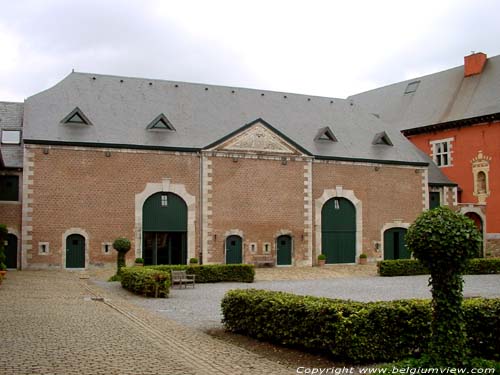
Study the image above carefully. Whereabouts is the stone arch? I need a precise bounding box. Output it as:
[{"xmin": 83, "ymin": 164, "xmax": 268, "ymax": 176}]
[
  {"xmin": 315, "ymin": 186, "xmax": 362, "ymax": 262},
  {"xmin": 135, "ymin": 178, "xmax": 196, "ymax": 262},
  {"xmin": 460, "ymin": 205, "xmax": 486, "ymax": 257},
  {"xmin": 380, "ymin": 221, "xmax": 411, "ymax": 260},
  {"xmin": 61, "ymin": 228, "xmax": 89, "ymax": 269}
]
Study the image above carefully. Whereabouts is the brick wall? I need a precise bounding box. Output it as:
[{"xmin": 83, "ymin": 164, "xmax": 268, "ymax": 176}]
[{"xmin": 0, "ymin": 203, "xmax": 22, "ymax": 234}]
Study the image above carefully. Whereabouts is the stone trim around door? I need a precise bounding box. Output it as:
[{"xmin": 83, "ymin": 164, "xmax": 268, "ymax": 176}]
[
  {"xmin": 380, "ymin": 221, "xmax": 411, "ymax": 260},
  {"xmin": 135, "ymin": 178, "xmax": 196, "ymax": 264},
  {"xmin": 459, "ymin": 205, "xmax": 487, "ymax": 257},
  {"xmin": 315, "ymin": 186, "xmax": 363, "ymax": 263},
  {"xmin": 61, "ymin": 228, "xmax": 89, "ymax": 270},
  {"xmin": 223, "ymin": 229, "xmax": 244, "ymax": 264},
  {"xmin": 274, "ymin": 229, "xmax": 294, "ymax": 267}
]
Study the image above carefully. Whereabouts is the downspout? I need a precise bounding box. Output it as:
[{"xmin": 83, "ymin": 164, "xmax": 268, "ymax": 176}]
[{"xmin": 199, "ymin": 152, "xmax": 204, "ymax": 264}]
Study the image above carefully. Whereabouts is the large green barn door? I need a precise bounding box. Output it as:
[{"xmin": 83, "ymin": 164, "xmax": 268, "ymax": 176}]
[
  {"xmin": 142, "ymin": 192, "xmax": 187, "ymax": 265},
  {"xmin": 383, "ymin": 228, "xmax": 410, "ymax": 260},
  {"xmin": 66, "ymin": 234, "xmax": 85, "ymax": 268},
  {"xmin": 321, "ymin": 198, "xmax": 356, "ymax": 263},
  {"xmin": 277, "ymin": 235, "xmax": 292, "ymax": 266},
  {"xmin": 6, "ymin": 234, "xmax": 18, "ymax": 269},
  {"xmin": 226, "ymin": 235, "xmax": 242, "ymax": 264}
]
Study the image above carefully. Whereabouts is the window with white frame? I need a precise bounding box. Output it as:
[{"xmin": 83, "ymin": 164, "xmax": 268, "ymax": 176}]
[
  {"xmin": 38, "ymin": 242, "xmax": 50, "ymax": 255},
  {"xmin": 431, "ymin": 138, "xmax": 453, "ymax": 167},
  {"xmin": 102, "ymin": 242, "xmax": 112, "ymax": 255}
]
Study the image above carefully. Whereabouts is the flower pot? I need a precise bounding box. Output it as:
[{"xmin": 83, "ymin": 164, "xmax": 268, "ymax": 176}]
[
  {"xmin": 0, "ymin": 270, "xmax": 6, "ymax": 278},
  {"xmin": 358, "ymin": 257, "xmax": 367, "ymax": 265},
  {"xmin": 317, "ymin": 259, "xmax": 326, "ymax": 267}
]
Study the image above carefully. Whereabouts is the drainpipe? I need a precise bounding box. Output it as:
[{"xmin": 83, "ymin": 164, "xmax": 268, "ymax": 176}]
[{"xmin": 199, "ymin": 152, "xmax": 204, "ymax": 264}]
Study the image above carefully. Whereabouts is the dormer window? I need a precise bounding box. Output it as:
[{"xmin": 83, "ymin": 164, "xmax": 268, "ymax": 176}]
[
  {"xmin": 146, "ymin": 114, "xmax": 176, "ymax": 131},
  {"xmin": 61, "ymin": 107, "xmax": 92, "ymax": 125},
  {"xmin": 314, "ymin": 126, "xmax": 337, "ymax": 142},
  {"xmin": 1, "ymin": 130, "xmax": 21, "ymax": 144},
  {"xmin": 404, "ymin": 81, "xmax": 420, "ymax": 94},
  {"xmin": 372, "ymin": 131, "xmax": 393, "ymax": 146}
]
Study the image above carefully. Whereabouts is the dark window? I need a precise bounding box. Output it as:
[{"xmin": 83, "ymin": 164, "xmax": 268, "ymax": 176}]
[
  {"xmin": 0, "ymin": 175, "xmax": 19, "ymax": 201},
  {"xmin": 73, "ymin": 240, "xmax": 79, "ymax": 246},
  {"xmin": 231, "ymin": 241, "xmax": 236, "ymax": 246},
  {"xmin": 66, "ymin": 113, "xmax": 86, "ymax": 124}
]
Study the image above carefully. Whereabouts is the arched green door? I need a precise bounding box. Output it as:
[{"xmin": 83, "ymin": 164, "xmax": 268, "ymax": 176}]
[
  {"xmin": 6, "ymin": 234, "xmax": 18, "ymax": 269},
  {"xmin": 226, "ymin": 235, "xmax": 242, "ymax": 264},
  {"xmin": 143, "ymin": 192, "xmax": 187, "ymax": 265},
  {"xmin": 277, "ymin": 235, "xmax": 292, "ymax": 266},
  {"xmin": 66, "ymin": 234, "xmax": 85, "ymax": 268},
  {"xmin": 321, "ymin": 198, "xmax": 356, "ymax": 263},
  {"xmin": 383, "ymin": 228, "xmax": 410, "ymax": 260}
]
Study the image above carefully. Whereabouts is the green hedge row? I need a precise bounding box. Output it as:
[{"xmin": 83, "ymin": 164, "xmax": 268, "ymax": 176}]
[
  {"xmin": 120, "ymin": 267, "xmax": 171, "ymax": 298},
  {"xmin": 221, "ymin": 289, "xmax": 500, "ymax": 364},
  {"xmin": 378, "ymin": 258, "xmax": 500, "ymax": 276},
  {"xmin": 146, "ymin": 264, "xmax": 255, "ymax": 283}
]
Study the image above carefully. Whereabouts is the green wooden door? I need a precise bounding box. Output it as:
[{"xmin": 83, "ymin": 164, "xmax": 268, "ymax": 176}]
[
  {"xmin": 226, "ymin": 235, "xmax": 242, "ymax": 264},
  {"xmin": 321, "ymin": 198, "xmax": 356, "ymax": 263},
  {"xmin": 429, "ymin": 192, "xmax": 440, "ymax": 209},
  {"xmin": 277, "ymin": 235, "xmax": 292, "ymax": 266},
  {"xmin": 384, "ymin": 228, "xmax": 410, "ymax": 260},
  {"xmin": 66, "ymin": 234, "xmax": 85, "ymax": 268},
  {"xmin": 6, "ymin": 234, "xmax": 17, "ymax": 269}
]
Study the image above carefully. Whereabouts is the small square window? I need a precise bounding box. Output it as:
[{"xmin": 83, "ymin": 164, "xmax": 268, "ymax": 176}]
[
  {"xmin": 431, "ymin": 139, "xmax": 453, "ymax": 167},
  {"xmin": 102, "ymin": 242, "xmax": 112, "ymax": 255},
  {"xmin": 263, "ymin": 242, "xmax": 271, "ymax": 254},
  {"xmin": 250, "ymin": 243, "xmax": 257, "ymax": 253},
  {"xmin": 38, "ymin": 242, "xmax": 50, "ymax": 255},
  {"xmin": 1, "ymin": 130, "xmax": 21, "ymax": 144},
  {"xmin": 161, "ymin": 194, "xmax": 168, "ymax": 207}
]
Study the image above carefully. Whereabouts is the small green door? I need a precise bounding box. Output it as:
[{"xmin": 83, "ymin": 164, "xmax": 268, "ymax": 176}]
[
  {"xmin": 66, "ymin": 234, "xmax": 85, "ymax": 268},
  {"xmin": 384, "ymin": 228, "xmax": 410, "ymax": 260},
  {"xmin": 429, "ymin": 192, "xmax": 440, "ymax": 209},
  {"xmin": 321, "ymin": 198, "xmax": 356, "ymax": 263},
  {"xmin": 6, "ymin": 234, "xmax": 18, "ymax": 269},
  {"xmin": 277, "ymin": 235, "xmax": 292, "ymax": 266},
  {"xmin": 226, "ymin": 235, "xmax": 242, "ymax": 264}
]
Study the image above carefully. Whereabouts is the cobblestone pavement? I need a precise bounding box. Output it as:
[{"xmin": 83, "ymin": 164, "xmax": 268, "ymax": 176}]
[{"xmin": 0, "ymin": 270, "xmax": 291, "ymax": 375}]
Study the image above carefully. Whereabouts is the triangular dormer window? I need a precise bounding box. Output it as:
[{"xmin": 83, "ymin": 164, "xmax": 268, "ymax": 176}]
[
  {"xmin": 146, "ymin": 114, "xmax": 176, "ymax": 131},
  {"xmin": 372, "ymin": 131, "xmax": 393, "ymax": 146},
  {"xmin": 314, "ymin": 126, "xmax": 337, "ymax": 142},
  {"xmin": 61, "ymin": 107, "xmax": 92, "ymax": 125}
]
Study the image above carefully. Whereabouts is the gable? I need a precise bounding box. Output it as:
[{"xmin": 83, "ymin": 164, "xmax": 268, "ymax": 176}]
[{"xmin": 206, "ymin": 119, "xmax": 308, "ymax": 156}]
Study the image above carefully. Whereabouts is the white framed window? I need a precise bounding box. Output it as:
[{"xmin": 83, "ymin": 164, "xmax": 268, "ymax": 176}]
[
  {"xmin": 1, "ymin": 130, "xmax": 21, "ymax": 144},
  {"xmin": 430, "ymin": 138, "xmax": 453, "ymax": 167},
  {"xmin": 161, "ymin": 194, "xmax": 168, "ymax": 207},
  {"xmin": 38, "ymin": 242, "xmax": 50, "ymax": 255},
  {"xmin": 102, "ymin": 242, "xmax": 112, "ymax": 255},
  {"xmin": 249, "ymin": 243, "xmax": 257, "ymax": 253},
  {"xmin": 263, "ymin": 242, "xmax": 271, "ymax": 254}
]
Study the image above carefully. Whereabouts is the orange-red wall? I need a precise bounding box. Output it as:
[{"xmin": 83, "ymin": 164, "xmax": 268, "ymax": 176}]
[{"xmin": 408, "ymin": 121, "xmax": 500, "ymax": 232}]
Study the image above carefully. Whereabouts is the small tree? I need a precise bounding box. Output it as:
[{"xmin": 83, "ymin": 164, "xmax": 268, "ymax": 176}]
[
  {"xmin": 113, "ymin": 237, "xmax": 131, "ymax": 276},
  {"xmin": 405, "ymin": 206, "xmax": 481, "ymax": 366},
  {"xmin": 0, "ymin": 224, "xmax": 8, "ymax": 270}
]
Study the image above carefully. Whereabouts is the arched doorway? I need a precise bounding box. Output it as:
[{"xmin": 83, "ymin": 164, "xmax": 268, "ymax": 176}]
[
  {"xmin": 321, "ymin": 197, "xmax": 356, "ymax": 263},
  {"xmin": 66, "ymin": 234, "xmax": 85, "ymax": 268},
  {"xmin": 465, "ymin": 212, "xmax": 483, "ymax": 258},
  {"xmin": 225, "ymin": 235, "xmax": 242, "ymax": 264},
  {"xmin": 277, "ymin": 235, "xmax": 292, "ymax": 266},
  {"xmin": 6, "ymin": 233, "xmax": 18, "ymax": 269},
  {"xmin": 142, "ymin": 192, "xmax": 187, "ymax": 265},
  {"xmin": 383, "ymin": 228, "xmax": 410, "ymax": 260}
]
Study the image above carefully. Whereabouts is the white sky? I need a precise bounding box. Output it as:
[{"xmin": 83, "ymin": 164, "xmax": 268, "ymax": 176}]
[{"xmin": 1, "ymin": 0, "xmax": 500, "ymax": 101}]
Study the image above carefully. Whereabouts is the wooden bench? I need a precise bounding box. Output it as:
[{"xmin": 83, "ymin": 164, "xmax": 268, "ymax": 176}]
[
  {"xmin": 171, "ymin": 270, "xmax": 196, "ymax": 288},
  {"xmin": 253, "ymin": 255, "xmax": 275, "ymax": 268}
]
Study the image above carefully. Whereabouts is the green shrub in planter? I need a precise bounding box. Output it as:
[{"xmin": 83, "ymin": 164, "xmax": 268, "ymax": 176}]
[
  {"xmin": 134, "ymin": 258, "xmax": 144, "ymax": 264},
  {"xmin": 120, "ymin": 267, "xmax": 170, "ymax": 297},
  {"xmin": 317, "ymin": 254, "xmax": 326, "ymax": 260},
  {"xmin": 148, "ymin": 264, "xmax": 254, "ymax": 283},
  {"xmin": 359, "ymin": 253, "xmax": 367, "ymax": 259},
  {"xmin": 189, "ymin": 258, "xmax": 198, "ymax": 264}
]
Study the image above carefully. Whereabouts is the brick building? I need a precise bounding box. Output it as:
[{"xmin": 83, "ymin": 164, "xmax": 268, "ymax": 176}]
[
  {"xmin": 1, "ymin": 71, "xmax": 435, "ymax": 269},
  {"xmin": 351, "ymin": 52, "xmax": 500, "ymax": 257}
]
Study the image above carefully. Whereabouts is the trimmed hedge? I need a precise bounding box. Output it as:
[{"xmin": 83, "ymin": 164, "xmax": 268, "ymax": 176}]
[
  {"xmin": 147, "ymin": 264, "xmax": 255, "ymax": 283},
  {"xmin": 120, "ymin": 267, "xmax": 171, "ymax": 297},
  {"xmin": 221, "ymin": 289, "xmax": 500, "ymax": 364},
  {"xmin": 378, "ymin": 258, "xmax": 500, "ymax": 276}
]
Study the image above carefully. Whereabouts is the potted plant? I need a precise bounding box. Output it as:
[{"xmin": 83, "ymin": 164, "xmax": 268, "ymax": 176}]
[
  {"xmin": 0, "ymin": 224, "xmax": 8, "ymax": 277},
  {"xmin": 134, "ymin": 257, "xmax": 144, "ymax": 267},
  {"xmin": 359, "ymin": 253, "xmax": 368, "ymax": 265},
  {"xmin": 317, "ymin": 253, "xmax": 326, "ymax": 267},
  {"xmin": 189, "ymin": 257, "xmax": 199, "ymax": 265}
]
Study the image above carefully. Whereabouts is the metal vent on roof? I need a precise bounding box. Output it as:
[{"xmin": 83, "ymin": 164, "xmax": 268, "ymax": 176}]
[
  {"xmin": 60, "ymin": 107, "xmax": 92, "ymax": 125},
  {"xmin": 404, "ymin": 81, "xmax": 420, "ymax": 94},
  {"xmin": 372, "ymin": 131, "xmax": 393, "ymax": 146},
  {"xmin": 146, "ymin": 114, "xmax": 176, "ymax": 131},
  {"xmin": 314, "ymin": 126, "xmax": 337, "ymax": 142}
]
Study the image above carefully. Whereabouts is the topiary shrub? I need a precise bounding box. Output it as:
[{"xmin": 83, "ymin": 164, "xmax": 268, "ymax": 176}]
[
  {"xmin": 0, "ymin": 224, "xmax": 8, "ymax": 271},
  {"xmin": 405, "ymin": 206, "xmax": 482, "ymax": 366},
  {"xmin": 113, "ymin": 237, "xmax": 131, "ymax": 277}
]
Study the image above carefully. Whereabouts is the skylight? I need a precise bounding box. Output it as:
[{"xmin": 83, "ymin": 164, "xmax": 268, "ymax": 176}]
[{"xmin": 404, "ymin": 81, "xmax": 420, "ymax": 94}]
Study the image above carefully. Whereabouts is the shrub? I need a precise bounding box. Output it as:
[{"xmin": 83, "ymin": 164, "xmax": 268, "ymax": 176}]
[
  {"xmin": 406, "ymin": 206, "xmax": 482, "ymax": 366},
  {"xmin": 148, "ymin": 264, "xmax": 255, "ymax": 283},
  {"xmin": 113, "ymin": 237, "xmax": 132, "ymax": 275},
  {"xmin": 189, "ymin": 258, "xmax": 199, "ymax": 264},
  {"xmin": 359, "ymin": 253, "xmax": 368, "ymax": 259},
  {"xmin": 120, "ymin": 267, "xmax": 170, "ymax": 298},
  {"xmin": 221, "ymin": 289, "xmax": 500, "ymax": 364},
  {"xmin": 134, "ymin": 258, "xmax": 144, "ymax": 264},
  {"xmin": 317, "ymin": 254, "xmax": 326, "ymax": 261},
  {"xmin": 378, "ymin": 258, "xmax": 500, "ymax": 277}
]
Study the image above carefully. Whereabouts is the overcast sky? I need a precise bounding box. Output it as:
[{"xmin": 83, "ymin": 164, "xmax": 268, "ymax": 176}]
[{"xmin": 1, "ymin": 0, "xmax": 499, "ymax": 102}]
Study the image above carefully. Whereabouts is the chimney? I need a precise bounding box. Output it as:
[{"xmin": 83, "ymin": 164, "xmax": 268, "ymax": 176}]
[{"xmin": 464, "ymin": 52, "xmax": 487, "ymax": 77}]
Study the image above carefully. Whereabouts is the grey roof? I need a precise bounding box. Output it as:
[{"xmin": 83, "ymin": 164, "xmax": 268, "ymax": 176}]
[
  {"xmin": 414, "ymin": 148, "xmax": 456, "ymax": 186},
  {"xmin": 0, "ymin": 101, "xmax": 24, "ymax": 168},
  {"xmin": 348, "ymin": 54, "xmax": 500, "ymax": 131},
  {"xmin": 23, "ymin": 72, "xmax": 427, "ymax": 165}
]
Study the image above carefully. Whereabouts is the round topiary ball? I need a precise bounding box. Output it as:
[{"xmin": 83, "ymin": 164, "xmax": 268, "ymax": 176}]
[
  {"xmin": 405, "ymin": 206, "xmax": 480, "ymax": 272},
  {"xmin": 113, "ymin": 237, "xmax": 131, "ymax": 253}
]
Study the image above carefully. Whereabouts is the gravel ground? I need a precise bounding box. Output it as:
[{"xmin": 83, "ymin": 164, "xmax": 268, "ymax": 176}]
[{"xmin": 93, "ymin": 274, "xmax": 500, "ymax": 330}]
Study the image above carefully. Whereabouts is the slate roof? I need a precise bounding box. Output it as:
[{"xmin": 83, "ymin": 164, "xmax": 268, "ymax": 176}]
[
  {"xmin": 0, "ymin": 101, "xmax": 24, "ymax": 168},
  {"xmin": 23, "ymin": 72, "xmax": 427, "ymax": 166},
  {"xmin": 348, "ymin": 54, "xmax": 500, "ymax": 131}
]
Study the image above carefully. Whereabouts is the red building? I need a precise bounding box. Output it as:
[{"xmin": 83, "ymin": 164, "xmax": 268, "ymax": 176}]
[{"xmin": 351, "ymin": 52, "xmax": 500, "ymax": 257}]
